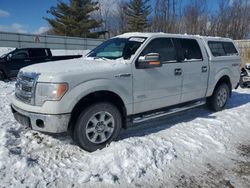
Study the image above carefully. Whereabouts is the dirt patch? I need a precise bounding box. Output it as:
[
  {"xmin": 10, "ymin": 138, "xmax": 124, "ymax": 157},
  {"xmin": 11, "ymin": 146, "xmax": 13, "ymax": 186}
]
[
  {"xmin": 238, "ymin": 145, "xmax": 250, "ymax": 157},
  {"xmin": 236, "ymin": 162, "xmax": 250, "ymax": 176},
  {"xmin": 175, "ymin": 163, "xmax": 235, "ymax": 188},
  {"xmin": 235, "ymin": 145, "xmax": 250, "ymax": 176}
]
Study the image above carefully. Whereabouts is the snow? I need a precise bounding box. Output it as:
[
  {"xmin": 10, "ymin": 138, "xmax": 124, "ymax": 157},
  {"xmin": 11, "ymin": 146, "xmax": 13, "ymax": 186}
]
[
  {"xmin": 51, "ymin": 49, "xmax": 89, "ymax": 56},
  {"xmin": 0, "ymin": 81, "xmax": 250, "ymax": 187},
  {"xmin": 0, "ymin": 47, "xmax": 15, "ymax": 56}
]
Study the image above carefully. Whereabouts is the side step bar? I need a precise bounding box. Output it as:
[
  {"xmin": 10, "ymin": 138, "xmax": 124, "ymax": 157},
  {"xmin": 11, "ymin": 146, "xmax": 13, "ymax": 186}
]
[{"xmin": 133, "ymin": 101, "xmax": 206, "ymax": 124}]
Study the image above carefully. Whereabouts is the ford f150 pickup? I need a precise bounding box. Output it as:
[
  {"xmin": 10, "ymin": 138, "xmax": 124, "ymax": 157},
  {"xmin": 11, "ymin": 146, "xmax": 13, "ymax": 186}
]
[
  {"xmin": 0, "ymin": 48, "xmax": 82, "ymax": 80},
  {"xmin": 10, "ymin": 33, "xmax": 241, "ymax": 151}
]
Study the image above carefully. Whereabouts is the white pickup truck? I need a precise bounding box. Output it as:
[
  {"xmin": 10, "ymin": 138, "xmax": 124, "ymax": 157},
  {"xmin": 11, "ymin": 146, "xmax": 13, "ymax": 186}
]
[{"xmin": 10, "ymin": 33, "xmax": 241, "ymax": 151}]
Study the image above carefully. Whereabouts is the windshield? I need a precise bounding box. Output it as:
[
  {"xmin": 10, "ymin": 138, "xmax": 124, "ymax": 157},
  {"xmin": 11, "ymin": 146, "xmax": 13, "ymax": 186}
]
[{"xmin": 88, "ymin": 37, "xmax": 146, "ymax": 60}]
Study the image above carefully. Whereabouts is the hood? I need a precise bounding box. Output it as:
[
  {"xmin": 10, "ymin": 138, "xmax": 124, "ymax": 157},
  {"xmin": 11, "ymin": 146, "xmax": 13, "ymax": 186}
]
[
  {"xmin": 22, "ymin": 57, "xmax": 129, "ymax": 74},
  {"xmin": 21, "ymin": 57, "xmax": 131, "ymax": 82}
]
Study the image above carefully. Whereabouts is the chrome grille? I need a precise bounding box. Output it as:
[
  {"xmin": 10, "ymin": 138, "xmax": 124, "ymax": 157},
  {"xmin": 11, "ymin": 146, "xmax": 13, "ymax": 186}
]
[{"xmin": 15, "ymin": 71, "xmax": 39, "ymax": 105}]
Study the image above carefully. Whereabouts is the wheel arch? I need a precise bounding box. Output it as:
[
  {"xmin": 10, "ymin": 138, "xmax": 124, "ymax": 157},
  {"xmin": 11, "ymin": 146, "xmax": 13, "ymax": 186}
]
[
  {"xmin": 213, "ymin": 75, "xmax": 232, "ymax": 97},
  {"xmin": 68, "ymin": 90, "xmax": 127, "ymax": 133}
]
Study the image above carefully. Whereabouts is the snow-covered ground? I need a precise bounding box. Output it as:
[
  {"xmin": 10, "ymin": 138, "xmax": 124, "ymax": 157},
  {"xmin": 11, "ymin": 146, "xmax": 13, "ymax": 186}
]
[{"xmin": 0, "ymin": 81, "xmax": 250, "ymax": 188}]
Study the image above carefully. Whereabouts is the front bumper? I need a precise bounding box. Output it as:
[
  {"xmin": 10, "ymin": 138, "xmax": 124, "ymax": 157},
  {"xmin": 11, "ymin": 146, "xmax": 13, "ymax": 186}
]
[{"xmin": 11, "ymin": 104, "xmax": 70, "ymax": 133}]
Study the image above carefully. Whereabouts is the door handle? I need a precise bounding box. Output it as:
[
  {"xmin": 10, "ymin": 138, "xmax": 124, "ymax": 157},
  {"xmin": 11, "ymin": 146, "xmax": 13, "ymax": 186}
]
[
  {"xmin": 174, "ymin": 68, "xmax": 182, "ymax": 76},
  {"xmin": 115, "ymin": 73, "xmax": 131, "ymax": 78},
  {"xmin": 24, "ymin": 59, "xmax": 31, "ymax": 62},
  {"xmin": 202, "ymin": 66, "xmax": 207, "ymax": 72}
]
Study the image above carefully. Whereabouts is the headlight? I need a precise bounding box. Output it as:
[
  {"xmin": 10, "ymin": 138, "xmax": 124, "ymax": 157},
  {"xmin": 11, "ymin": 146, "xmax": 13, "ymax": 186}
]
[{"xmin": 35, "ymin": 83, "xmax": 68, "ymax": 106}]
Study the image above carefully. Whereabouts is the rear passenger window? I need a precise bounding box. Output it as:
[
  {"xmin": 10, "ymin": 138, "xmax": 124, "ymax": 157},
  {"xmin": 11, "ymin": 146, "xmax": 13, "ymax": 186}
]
[
  {"xmin": 141, "ymin": 38, "xmax": 177, "ymax": 63},
  {"xmin": 208, "ymin": 41, "xmax": 238, "ymax": 57},
  {"xmin": 29, "ymin": 49, "xmax": 47, "ymax": 58},
  {"xmin": 179, "ymin": 39, "xmax": 203, "ymax": 61}
]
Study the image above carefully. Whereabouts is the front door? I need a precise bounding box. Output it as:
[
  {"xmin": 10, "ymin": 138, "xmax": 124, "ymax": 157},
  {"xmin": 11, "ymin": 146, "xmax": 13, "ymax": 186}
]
[
  {"xmin": 8, "ymin": 49, "xmax": 30, "ymax": 76},
  {"xmin": 132, "ymin": 37, "xmax": 183, "ymax": 114}
]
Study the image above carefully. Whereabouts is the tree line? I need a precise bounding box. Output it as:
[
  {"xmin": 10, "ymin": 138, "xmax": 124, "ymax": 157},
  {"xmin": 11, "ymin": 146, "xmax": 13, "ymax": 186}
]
[{"xmin": 45, "ymin": 0, "xmax": 250, "ymax": 40}]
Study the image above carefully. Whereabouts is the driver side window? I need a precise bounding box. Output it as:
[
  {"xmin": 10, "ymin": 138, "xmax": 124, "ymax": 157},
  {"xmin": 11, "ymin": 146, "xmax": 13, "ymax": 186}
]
[
  {"xmin": 12, "ymin": 50, "xmax": 28, "ymax": 60},
  {"xmin": 141, "ymin": 38, "xmax": 177, "ymax": 63}
]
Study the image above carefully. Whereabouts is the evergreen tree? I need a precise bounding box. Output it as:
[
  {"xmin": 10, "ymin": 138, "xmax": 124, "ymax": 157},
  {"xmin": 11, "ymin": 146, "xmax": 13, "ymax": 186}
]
[
  {"xmin": 45, "ymin": 0, "xmax": 102, "ymax": 37},
  {"xmin": 126, "ymin": 0, "xmax": 151, "ymax": 32}
]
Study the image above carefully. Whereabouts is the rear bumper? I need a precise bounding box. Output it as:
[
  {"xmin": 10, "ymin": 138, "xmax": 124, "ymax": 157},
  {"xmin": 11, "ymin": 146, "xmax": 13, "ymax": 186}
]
[{"xmin": 11, "ymin": 104, "xmax": 70, "ymax": 133}]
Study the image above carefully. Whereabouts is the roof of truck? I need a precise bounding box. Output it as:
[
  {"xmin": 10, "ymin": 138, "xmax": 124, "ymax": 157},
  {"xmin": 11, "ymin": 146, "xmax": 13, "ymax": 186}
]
[{"xmin": 116, "ymin": 32, "xmax": 233, "ymax": 42}]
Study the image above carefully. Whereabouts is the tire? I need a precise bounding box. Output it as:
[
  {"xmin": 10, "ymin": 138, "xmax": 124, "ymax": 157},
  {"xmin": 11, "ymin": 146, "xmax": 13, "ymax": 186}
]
[
  {"xmin": 73, "ymin": 102, "xmax": 122, "ymax": 152},
  {"xmin": 207, "ymin": 83, "xmax": 230, "ymax": 111},
  {"xmin": 0, "ymin": 70, "xmax": 5, "ymax": 81}
]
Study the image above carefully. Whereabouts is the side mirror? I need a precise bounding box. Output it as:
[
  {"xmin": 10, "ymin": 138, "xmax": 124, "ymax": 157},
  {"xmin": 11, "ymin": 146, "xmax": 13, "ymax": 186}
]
[
  {"xmin": 7, "ymin": 54, "xmax": 12, "ymax": 61},
  {"xmin": 137, "ymin": 53, "xmax": 162, "ymax": 69}
]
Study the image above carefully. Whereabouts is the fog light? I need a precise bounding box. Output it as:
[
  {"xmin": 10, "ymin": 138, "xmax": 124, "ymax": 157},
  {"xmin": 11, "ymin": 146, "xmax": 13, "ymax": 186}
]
[{"xmin": 36, "ymin": 119, "xmax": 44, "ymax": 128}]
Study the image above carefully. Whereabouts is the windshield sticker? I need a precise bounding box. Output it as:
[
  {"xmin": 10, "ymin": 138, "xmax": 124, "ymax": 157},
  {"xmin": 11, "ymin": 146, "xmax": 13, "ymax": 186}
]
[{"xmin": 129, "ymin": 38, "xmax": 145, "ymax": 43}]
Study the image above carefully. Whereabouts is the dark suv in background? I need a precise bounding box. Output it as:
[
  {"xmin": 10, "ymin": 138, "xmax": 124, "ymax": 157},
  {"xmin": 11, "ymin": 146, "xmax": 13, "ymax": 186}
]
[{"xmin": 0, "ymin": 48, "xmax": 82, "ymax": 80}]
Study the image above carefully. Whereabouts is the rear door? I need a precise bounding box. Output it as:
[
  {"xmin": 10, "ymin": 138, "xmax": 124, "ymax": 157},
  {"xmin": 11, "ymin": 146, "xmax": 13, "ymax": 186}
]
[
  {"xmin": 174, "ymin": 38, "xmax": 209, "ymax": 102},
  {"xmin": 132, "ymin": 37, "xmax": 183, "ymax": 114}
]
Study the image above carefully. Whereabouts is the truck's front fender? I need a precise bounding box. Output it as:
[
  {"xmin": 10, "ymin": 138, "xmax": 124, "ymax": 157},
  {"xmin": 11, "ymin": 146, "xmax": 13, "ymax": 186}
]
[{"xmin": 62, "ymin": 78, "xmax": 133, "ymax": 114}]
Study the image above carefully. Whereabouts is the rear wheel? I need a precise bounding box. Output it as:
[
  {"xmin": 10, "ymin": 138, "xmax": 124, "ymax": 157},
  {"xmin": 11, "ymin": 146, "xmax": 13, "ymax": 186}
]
[
  {"xmin": 0, "ymin": 70, "xmax": 5, "ymax": 81},
  {"xmin": 73, "ymin": 102, "xmax": 122, "ymax": 152},
  {"xmin": 207, "ymin": 83, "xmax": 230, "ymax": 111}
]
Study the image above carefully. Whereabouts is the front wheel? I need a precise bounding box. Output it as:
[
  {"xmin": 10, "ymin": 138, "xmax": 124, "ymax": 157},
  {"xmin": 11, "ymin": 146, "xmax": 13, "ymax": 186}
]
[
  {"xmin": 73, "ymin": 102, "xmax": 122, "ymax": 152},
  {"xmin": 207, "ymin": 83, "xmax": 230, "ymax": 111}
]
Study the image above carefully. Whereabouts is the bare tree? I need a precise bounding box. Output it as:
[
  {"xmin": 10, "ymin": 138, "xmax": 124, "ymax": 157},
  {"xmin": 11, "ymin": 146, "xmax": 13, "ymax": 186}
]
[
  {"xmin": 92, "ymin": 0, "xmax": 250, "ymax": 39},
  {"xmin": 228, "ymin": 0, "xmax": 250, "ymax": 39},
  {"xmin": 208, "ymin": 0, "xmax": 250, "ymax": 39},
  {"xmin": 92, "ymin": 0, "xmax": 122, "ymax": 38},
  {"xmin": 152, "ymin": 0, "xmax": 181, "ymax": 33},
  {"xmin": 153, "ymin": 0, "xmax": 169, "ymax": 32},
  {"xmin": 117, "ymin": 0, "xmax": 128, "ymax": 33},
  {"xmin": 182, "ymin": 0, "xmax": 209, "ymax": 35}
]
